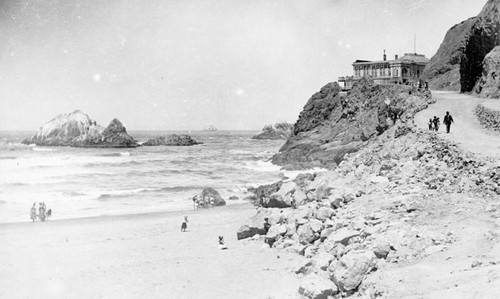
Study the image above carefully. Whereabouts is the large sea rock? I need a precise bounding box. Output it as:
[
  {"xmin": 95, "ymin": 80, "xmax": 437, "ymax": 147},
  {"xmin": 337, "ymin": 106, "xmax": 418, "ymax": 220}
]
[
  {"xmin": 271, "ymin": 78, "xmax": 432, "ymax": 169},
  {"xmin": 142, "ymin": 134, "xmax": 201, "ymax": 146},
  {"xmin": 474, "ymin": 46, "xmax": 500, "ymax": 98},
  {"xmin": 422, "ymin": 0, "xmax": 500, "ymax": 92},
  {"xmin": 251, "ymin": 122, "xmax": 294, "ymax": 140},
  {"xmin": 23, "ymin": 110, "xmax": 138, "ymax": 148}
]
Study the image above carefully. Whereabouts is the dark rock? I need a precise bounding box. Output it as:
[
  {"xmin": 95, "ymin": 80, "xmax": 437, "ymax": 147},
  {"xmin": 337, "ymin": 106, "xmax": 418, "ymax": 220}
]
[
  {"xmin": 198, "ymin": 187, "xmax": 226, "ymax": 207},
  {"xmin": 474, "ymin": 46, "xmax": 500, "ymax": 98},
  {"xmin": 423, "ymin": 0, "xmax": 500, "ymax": 92},
  {"xmin": 248, "ymin": 181, "xmax": 283, "ymax": 202},
  {"xmin": 251, "ymin": 122, "xmax": 294, "ymax": 140},
  {"xmin": 22, "ymin": 110, "xmax": 138, "ymax": 148},
  {"xmin": 142, "ymin": 134, "xmax": 201, "ymax": 146},
  {"xmin": 272, "ymin": 78, "xmax": 432, "ymax": 169},
  {"xmin": 228, "ymin": 196, "xmax": 239, "ymax": 200}
]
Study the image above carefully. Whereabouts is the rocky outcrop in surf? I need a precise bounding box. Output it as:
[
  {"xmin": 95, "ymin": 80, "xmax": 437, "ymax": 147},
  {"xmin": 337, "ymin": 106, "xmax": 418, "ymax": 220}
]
[
  {"xmin": 142, "ymin": 134, "xmax": 201, "ymax": 146},
  {"xmin": 474, "ymin": 46, "xmax": 500, "ymax": 98},
  {"xmin": 271, "ymin": 78, "xmax": 432, "ymax": 170},
  {"xmin": 251, "ymin": 122, "xmax": 294, "ymax": 140},
  {"xmin": 23, "ymin": 110, "xmax": 138, "ymax": 148},
  {"xmin": 422, "ymin": 0, "xmax": 500, "ymax": 93}
]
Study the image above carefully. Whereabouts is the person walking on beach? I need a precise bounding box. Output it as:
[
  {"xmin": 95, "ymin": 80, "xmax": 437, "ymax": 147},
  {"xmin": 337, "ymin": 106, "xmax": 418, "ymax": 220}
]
[
  {"xmin": 192, "ymin": 195, "xmax": 198, "ymax": 210},
  {"xmin": 263, "ymin": 218, "xmax": 271, "ymax": 234},
  {"xmin": 30, "ymin": 202, "xmax": 37, "ymax": 222},
  {"xmin": 181, "ymin": 216, "xmax": 188, "ymax": 232},
  {"xmin": 443, "ymin": 111, "xmax": 454, "ymax": 133},
  {"xmin": 428, "ymin": 118, "xmax": 433, "ymax": 131}
]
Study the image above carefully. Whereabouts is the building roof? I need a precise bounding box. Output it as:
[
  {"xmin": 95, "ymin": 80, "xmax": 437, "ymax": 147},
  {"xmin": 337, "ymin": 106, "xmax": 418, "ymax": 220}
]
[{"xmin": 352, "ymin": 53, "xmax": 429, "ymax": 65}]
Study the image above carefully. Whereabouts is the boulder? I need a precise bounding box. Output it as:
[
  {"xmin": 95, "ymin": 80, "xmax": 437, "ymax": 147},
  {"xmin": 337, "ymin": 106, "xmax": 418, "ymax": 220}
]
[
  {"xmin": 261, "ymin": 194, "xmax": 291, "ymax": 208},
  {"xmin": 236, "ymin": 209, "xmax": 270, "ymax": 240},
  {"xmin": 298, "ymin": 273, "xmax": 338, "ymax": 299},
  {"xmin": 248, "ymin": 181, "xmax": 283, "ymax": 202},
  {"xmin": 328, "ymin": 250, "xmax": 377, "ymax": 292},
  {"xmin": 251, "ymin": 122, "xmax": 294, "ymax": 140},
  {"xmin": 198, "ymin": 188, "xmax": 226, "ymax": 207},
  {"xmin": 326, "ymin": 228, "xmax": 360, "ymax": 246},
  {"xmin": 22, "ymin": 110, "xmax": 138, "ymax": 148},
  {"xmin": 474, "ymin": 46, "xmax": 500, "ymax": 98},
  {"xmin": 315, "ymin": 207, "xmax": 335, "ymax": 221},
  {"xmin": 142, "ymin": 134, "xmax": 201, "ymax": 146},
  {"xmin": 297, "ymin": 223, "xmax": 320, "ymax": 245}
]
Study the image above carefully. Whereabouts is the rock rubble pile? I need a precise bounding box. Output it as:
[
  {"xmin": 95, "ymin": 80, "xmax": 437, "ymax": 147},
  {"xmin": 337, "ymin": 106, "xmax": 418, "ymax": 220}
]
[{"xmin": 239, "ymin": 120, "xmax": 500, "ymax": 298}]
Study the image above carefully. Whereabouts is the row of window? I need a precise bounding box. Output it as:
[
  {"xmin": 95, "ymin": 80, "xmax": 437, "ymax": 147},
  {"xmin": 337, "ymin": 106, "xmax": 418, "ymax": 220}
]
[{"xmin": 354, "ymin": 67, "xmax": 421, "ymax": 78}]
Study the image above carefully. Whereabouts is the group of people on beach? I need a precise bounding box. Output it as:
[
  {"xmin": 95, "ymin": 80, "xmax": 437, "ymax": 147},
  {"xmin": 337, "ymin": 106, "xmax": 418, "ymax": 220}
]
[
  {"xmin": 30, "ymin": 202, "xmax": 51, "ymax": 222},
  {"xmin": 428, "ymin": 111, "xmax": 454, "ymax": 133},
  {"xmin": 192, "ymin": 195, "xmax": 215, "ymax": 209}
]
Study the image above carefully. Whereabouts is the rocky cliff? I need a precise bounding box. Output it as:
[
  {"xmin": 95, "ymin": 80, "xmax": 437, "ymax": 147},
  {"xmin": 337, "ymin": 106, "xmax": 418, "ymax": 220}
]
[
  {"xmin": 142, "ymin": 134, "xmax": 201, "ymax": 146},
  {"xmin": 23, "ymin": 110, "xmax": 138, "ymax": 148},
  {"xmin": 474, "ymin": 46, "xmax": 500, "ymax": 98},
  {"xmin": 251, "ymin": 122, "xmax": 294, "ymax": 140},
  {"xmin": 271, "ymin": 78, "xmax": 433, "ymax": 170},
  {"xmin": 423, "ymin": 0, "xmax": 500, "ymax": 93}
]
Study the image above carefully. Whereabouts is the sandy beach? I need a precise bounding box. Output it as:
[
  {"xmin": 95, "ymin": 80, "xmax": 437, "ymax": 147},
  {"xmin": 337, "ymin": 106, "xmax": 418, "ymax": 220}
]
[{"xmin": 0, "ymin": 204, "xmax": 304, "ymax": 299}]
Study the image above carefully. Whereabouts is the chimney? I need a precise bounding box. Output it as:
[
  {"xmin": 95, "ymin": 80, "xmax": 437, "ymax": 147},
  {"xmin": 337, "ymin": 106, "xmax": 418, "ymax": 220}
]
[
  {"xmin": 383, "ymin": 49, "xmax": 386, "ymax": 61},
  {"xmin": 395, "ymin": 54, "xmax": 399, "ymax": 60}
]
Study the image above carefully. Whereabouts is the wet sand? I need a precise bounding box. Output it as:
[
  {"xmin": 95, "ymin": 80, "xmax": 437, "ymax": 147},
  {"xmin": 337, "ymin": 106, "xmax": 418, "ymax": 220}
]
[{"xmin": 0, "ymin": 204, "xmax": 303, "ymax": 299}]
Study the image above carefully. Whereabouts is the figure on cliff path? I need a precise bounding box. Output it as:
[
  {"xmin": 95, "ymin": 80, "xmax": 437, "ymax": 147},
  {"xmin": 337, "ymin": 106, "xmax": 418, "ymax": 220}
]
[
  {"xmin": 443, "ymin": 111, "xmax": 454, "ymax": 133},
  {"xmin": 433, "ymin": 116, "xmax": 440, "ymax": 132}
]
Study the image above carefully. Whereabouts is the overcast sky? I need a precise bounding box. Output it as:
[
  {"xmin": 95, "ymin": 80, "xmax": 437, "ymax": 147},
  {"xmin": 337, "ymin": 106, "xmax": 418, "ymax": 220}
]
[{"xmin": 0, "ymin": 0, "xmax": 485, "ymax": 131}]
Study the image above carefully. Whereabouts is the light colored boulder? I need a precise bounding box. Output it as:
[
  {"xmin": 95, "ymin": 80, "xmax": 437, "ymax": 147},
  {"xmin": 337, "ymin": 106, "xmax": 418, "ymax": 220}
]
[
  {"xmin": 297, "ymin": 223, "xmax": 320, "ymax": 245},
  {"xmin": 328, "ymin": 228, "xmax": 360, "ymax": 246},
  {"xmin": 315, "ymin": 206, "xmax": 335, "ymax": 221},
  {"xmin": 298, "ymin": 273, "xmax": 338, "ymax": 299},
  {"xmin": 328, "ymin": 250, "xmax": 377, "ymax": 292}
]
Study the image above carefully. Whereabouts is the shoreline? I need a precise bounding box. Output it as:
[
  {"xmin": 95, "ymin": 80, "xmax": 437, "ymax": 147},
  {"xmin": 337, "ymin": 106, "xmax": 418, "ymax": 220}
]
[
  {"xmin": 1, "ymin": 201, "xmax": 303, "ymax": 299},
  {"xmin": 0, "ymin": 202, "xmax": 254, "ymax": 227}
]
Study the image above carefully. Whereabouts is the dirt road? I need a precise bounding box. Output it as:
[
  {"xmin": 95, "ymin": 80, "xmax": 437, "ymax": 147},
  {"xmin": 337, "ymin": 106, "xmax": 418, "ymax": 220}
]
[{"xmin": 414, "ymin": 91, "xmax": 500, "ymax": 159}]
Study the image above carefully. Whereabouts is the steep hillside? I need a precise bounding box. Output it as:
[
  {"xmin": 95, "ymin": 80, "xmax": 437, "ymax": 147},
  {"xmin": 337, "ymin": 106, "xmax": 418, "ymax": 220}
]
[
  {"xmin": 423, "ymin": 0, "xmax": 500, "ymax": 93},
  {"xmin": 271, "ymin": 78, "xmax": 432, "ymax": 170}
]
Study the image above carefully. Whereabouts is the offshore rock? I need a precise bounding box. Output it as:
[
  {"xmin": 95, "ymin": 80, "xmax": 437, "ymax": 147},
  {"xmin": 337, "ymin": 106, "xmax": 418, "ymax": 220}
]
[
  {"xmin": 423, "ymin": 0, "xmax": 500, "ymax": 92},
  {"xmin": 251, "ymin": 122, "xmax": 294, "ymax": 140},
  {"xmin": 474, "ymin": 46, "xmax": 500, "ymax": 98},
  {"xmin": 272, "ymin": 78, "xmax": 432, "ymax": 169},
  {"xmin": 142, "ymin": 134, "xmax": 201, "ymax": 146},
  {"xmin": 22, "ymin": 110, "xmax": 138, "ymax": 148}
]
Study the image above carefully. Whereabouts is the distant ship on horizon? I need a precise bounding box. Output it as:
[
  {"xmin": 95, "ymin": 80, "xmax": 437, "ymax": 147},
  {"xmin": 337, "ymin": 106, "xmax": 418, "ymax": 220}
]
[{"xmin": 203, "ymin": 125, "xmax": 218, "ymax": 132}]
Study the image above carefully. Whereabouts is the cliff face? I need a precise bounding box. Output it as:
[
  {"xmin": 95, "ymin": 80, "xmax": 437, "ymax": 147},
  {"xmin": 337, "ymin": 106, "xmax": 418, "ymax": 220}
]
[
  {"xmin": 23, "ymin": 111, "xmax": 138, "ymax": 148},
  {"xmin": 474, "ymin": 46, "xmax": 500, "ymax": 98},
  {"xmin": 423, "ymin": 0, "xmax": 500, "ymax": 93},
  {"xmin": 271, "ymin": 78, "xmax": 433, "ymax": 169}
]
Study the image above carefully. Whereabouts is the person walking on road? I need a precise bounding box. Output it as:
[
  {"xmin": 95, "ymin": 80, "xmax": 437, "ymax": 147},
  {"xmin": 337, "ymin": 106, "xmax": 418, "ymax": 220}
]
[{"xmin": 443, "ymin": 111, "xmax": 454, "ymax": 133}]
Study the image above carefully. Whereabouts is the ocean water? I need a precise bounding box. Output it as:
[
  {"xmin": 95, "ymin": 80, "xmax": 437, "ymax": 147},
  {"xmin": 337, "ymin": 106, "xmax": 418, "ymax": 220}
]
[{"xmin": 0, "ymin": 130, "xmax": 293, "ymax": 223}]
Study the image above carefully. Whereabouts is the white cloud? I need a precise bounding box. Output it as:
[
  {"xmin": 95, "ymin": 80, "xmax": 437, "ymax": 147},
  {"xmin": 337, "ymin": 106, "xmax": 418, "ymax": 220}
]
[
  {"xmin": 235, "ymin": 89, "xmax": 245, "ymax": 96},
  {"xmin": 93, "ymin": 74, "xmax": 101, "ymax": 82}
]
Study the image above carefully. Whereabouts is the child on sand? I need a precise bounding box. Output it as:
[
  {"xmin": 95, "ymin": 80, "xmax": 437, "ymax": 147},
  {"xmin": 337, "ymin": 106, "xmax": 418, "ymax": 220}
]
[
  {"xmin": 181, "ymin": 216, "xmax": 188, "ymax": 232},
  {"xmin": 218, "ymin": 236, "xmax": 227, "ymax": 250}
]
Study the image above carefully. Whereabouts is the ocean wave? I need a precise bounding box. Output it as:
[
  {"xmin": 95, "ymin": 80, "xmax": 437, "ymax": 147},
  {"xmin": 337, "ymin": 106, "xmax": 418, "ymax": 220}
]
[
  {"xmin": 32, "ymin": 147, "xmax": 54, "ymax": 152},
  {"xmin": 96, "ymin": 152, "xmax": 132, "ymax": 158},
  {"xmin": 0, "ymin": 156, "xmax": 17, "ymax": 160},
  {"xmin": 242, "ymin": 160, "xmax": 282, "ymax": 172},
  {"xmin": 84, "ymin": 160, "xmax": 141, "ymax": 168}
]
